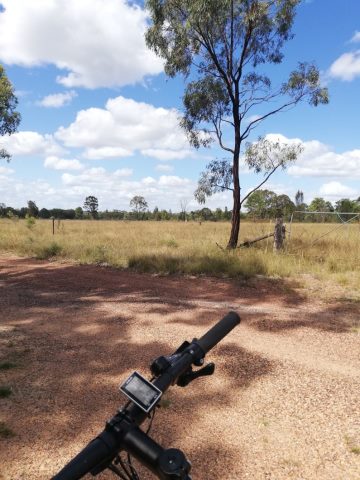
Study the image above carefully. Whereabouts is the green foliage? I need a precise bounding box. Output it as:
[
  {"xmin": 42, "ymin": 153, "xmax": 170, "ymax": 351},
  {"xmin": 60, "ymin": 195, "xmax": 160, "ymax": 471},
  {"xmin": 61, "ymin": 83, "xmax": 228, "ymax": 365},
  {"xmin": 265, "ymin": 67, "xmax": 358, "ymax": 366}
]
[
  {"xmin": 130, "ymin": 196, "xmax": 148, "ymax": 219},
  {"xmin": 27, "ymin": 200, "xmax": 39, "ymax": 217},
  {"xmin": 25, "ymin": 215, "xmax": 36, "ymax": 229},
  {"xmin": 245, "ymin": 137, "xmax": 303, "ymax": 174},
  {"xmin": 146, "ymin": 0, "xmax": 328, "ymax": 247},
  {"xmin": 245, "ymin": 189, "xmax": 295, "ymax": 219},
  {"xmin": 335, "ymin": 198, "xmax": 360, "ymax": 213},
  {"xmin": 35, "ymin": 242, "xmax": 62, "ymax": 260},
  {"xmin": 75, "ymin": 206, "xmax": 84, "ymax": 219},
  {"xmin": 39, "ymin": 208, "xmax": 51, "ymax": 219},
  {"xmin": 0, "ymin": 64, "xmax": 21, "ymax": 161},
  {"xmin": 83, "ymin": 196, "xmax": 99, "ymax": 219},
  {"xmin": 195, "ymin": 160, "xmax": 233, "ymax": 204}
]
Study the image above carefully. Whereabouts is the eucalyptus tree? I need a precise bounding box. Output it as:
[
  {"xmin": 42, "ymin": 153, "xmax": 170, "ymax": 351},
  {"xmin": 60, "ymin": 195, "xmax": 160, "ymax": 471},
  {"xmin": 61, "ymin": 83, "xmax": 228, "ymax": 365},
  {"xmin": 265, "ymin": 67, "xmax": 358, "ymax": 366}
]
[
  {"xmin": 130, "ymin": 195, "xmax": 148, "ymax": 219},
  {"xmin": 146, "ymin": 0, "xmax": 328, "ymax": 248},
  {"xmin": 0, "ymin": 65, "xmax": 21, "ymax": 161},
  {"xmin": 83, "ymin": 195, "xmax": 99, "ymax": 219}
]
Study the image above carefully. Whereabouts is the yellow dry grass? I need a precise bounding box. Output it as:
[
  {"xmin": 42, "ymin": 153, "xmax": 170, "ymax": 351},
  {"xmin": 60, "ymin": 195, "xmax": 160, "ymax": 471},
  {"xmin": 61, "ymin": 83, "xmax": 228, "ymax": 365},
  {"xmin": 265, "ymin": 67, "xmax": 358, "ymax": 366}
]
[{"xmin": 0, "ymin": 218, "xmax": 359, "ymax": 289}]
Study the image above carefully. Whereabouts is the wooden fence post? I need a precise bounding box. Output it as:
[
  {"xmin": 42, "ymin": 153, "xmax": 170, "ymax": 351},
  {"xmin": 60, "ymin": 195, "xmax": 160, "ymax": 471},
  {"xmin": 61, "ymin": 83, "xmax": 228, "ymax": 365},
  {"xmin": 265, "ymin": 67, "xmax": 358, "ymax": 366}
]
[{"xmin": 273, "ymin": 218, "xmax": 286, "ymax": 251}]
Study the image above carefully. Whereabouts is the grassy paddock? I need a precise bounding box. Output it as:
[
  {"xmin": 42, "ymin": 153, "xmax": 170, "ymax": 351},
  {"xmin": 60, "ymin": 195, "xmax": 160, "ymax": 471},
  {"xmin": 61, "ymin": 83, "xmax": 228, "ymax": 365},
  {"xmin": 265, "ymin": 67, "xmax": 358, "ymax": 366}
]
[{"xmin": 0, "ymin": 219, "xmax": 359, "ymax": 287}]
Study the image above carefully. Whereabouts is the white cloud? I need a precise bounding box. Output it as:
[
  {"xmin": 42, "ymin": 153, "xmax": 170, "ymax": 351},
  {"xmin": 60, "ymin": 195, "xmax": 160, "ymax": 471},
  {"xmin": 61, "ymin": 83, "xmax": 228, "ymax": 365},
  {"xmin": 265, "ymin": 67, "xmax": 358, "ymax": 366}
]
[
  {"xmin": 56, "ymin": 96, "xmax": 191, "ymax": 159},
  {"xmin": 141, "ymin": 149, "xmax": 195, "ymax": 160},
  {"xmin": 0, "ymin": 174, "xmax": 57, "ymax": 207},
  {"xmin": 158, "ymin": 175, "xmax": 192, "ymax": 187},
  {"xmin": 58, "ymin": 168, "xmax": 198, "ymax": 210},
  {"xmin": 263, "ymin": 133, "xmax": 360, "ymax": 178},
  {"xmin": 329, "ymin": 50, "xmax": 360, "ymax": 81},
  {"xmin": 83, "ymin": 147, "xmax": 133, "ymax": 160},
  {"xmin": 44, "ymin": 156, "xmax": 84, "ymax": 171},
  {"xmin": 156, "ymin": 164, "xmax": 174, "ymax": 172},
  {"xmin": 350, "ymin": 31, "xmax": 360, "ymax": 43},
  {"xmin": 0, "ymin": 0, "xmax": 163, "ymax": 89},
  {"xmin": 38, "ymin": 90, "xmax": 77, "ymax": 108},
  {"xmin": 319, "ymin": 181, "xmax": 356, "ymax": 198},
  {"xmin": 1, "ymin": 131, "xmax": 64, "ymax": 157},
  {"xmin": 114, "ymin": 168, "xmax": 133, "ymax": 177},
  {"xmin": 0, "ymin": 166, "xmax": 14, "ymax": 175}
]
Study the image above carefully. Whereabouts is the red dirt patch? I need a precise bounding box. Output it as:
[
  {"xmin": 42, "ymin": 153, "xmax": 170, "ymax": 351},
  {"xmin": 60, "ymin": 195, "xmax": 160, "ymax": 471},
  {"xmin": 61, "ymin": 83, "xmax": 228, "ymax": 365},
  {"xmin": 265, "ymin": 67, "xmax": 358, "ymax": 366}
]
[{"xmin": 0, "ymin": 255, "xmax": 359, "ymax": 480}]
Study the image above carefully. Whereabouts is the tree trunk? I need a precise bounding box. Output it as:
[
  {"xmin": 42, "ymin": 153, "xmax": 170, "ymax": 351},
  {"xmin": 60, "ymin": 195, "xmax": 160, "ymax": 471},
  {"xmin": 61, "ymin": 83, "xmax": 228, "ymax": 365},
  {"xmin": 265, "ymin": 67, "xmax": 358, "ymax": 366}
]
[
  {"xmin": 227, "ymin": 179, "xmax": 240, "ymax": 249},
  {"xmin": 227, "ymin": 95, "xmax": 241, "ymax": 249}
]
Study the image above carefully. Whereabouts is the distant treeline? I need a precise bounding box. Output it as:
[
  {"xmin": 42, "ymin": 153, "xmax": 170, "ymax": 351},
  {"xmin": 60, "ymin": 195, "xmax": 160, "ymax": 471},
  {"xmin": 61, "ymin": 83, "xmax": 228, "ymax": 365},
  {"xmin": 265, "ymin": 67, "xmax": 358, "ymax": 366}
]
[
  {"xmin": 1, "ymin": 190, "xmax": 359, "ymax": 222},
  {"xmin": 0, "ymin": 202, "xmax": 235, "ymax": 221}
]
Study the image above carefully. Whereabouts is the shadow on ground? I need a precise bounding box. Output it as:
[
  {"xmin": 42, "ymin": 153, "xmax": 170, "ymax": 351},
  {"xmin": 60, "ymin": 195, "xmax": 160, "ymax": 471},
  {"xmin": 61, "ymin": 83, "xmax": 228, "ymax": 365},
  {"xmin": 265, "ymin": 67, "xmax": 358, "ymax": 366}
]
[{"xmin": 0, "ymin": 257, "xmax": 281, "ymax": 479}]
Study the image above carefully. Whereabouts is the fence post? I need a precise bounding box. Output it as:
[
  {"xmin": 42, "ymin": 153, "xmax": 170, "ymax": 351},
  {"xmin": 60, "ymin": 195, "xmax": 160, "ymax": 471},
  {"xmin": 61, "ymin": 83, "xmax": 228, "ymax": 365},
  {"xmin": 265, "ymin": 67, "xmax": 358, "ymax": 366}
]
[
  {"xmin": 273, "ymin": 217, "xmax": 285, "ymax": 251},
  {"xmin": 51, "ymin": 216, "xmax": 55, "ymax": 235}
]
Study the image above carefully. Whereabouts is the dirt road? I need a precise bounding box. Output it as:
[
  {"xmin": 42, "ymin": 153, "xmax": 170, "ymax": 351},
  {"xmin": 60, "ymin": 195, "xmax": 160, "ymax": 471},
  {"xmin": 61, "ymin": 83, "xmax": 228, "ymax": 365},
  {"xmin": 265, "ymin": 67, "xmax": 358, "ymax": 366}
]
[{"xmin": 0, "ymin": 256, "xmax": 359, "ymax": 479}]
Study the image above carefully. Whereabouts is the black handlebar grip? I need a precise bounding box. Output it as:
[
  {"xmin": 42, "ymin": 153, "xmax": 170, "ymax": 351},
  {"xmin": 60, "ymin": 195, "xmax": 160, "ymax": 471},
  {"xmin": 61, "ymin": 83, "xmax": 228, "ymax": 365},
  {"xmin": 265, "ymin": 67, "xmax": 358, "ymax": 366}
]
[
  {"xmin": 52, "ymin": 435, "xmax": 116, "ymax": 480},
  {"xmin": 196, "ymin": 311, "xmax": 240, "ymax": 354}
]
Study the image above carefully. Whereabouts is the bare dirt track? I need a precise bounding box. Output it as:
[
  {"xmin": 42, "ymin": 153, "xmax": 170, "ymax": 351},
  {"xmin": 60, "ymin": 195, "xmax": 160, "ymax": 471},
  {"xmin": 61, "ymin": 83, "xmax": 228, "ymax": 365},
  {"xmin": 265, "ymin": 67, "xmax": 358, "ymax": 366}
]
[{"xmin": 0, "ymin": 255, "xmax": 359, "ymax": 480}]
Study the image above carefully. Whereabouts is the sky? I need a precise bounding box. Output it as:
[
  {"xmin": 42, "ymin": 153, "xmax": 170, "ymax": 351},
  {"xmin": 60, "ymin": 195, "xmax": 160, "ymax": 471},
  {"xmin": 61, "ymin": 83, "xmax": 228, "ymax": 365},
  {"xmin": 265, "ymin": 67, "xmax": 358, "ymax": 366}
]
[{"xmin": 0, "ymin": 0, "xmax": 359, "ymax": 212}]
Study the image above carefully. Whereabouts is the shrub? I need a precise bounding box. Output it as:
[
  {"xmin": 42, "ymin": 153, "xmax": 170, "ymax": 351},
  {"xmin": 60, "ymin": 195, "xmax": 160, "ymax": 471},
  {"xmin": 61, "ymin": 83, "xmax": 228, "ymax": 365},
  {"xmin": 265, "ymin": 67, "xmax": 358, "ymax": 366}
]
[
  {"xmin": 25, "ymin": 215, "xmax": 36, "ymax": 229},
  {"xmin": 0, "ymin": 386, "xmax": 12, "ymax": 398},
  {"xmin": 0, "ymin": 422, "xmax": 15, "ymax": 439},
  {"xmin": 35, "ymin": 242, "xmax": 62, "ymax": 260}
]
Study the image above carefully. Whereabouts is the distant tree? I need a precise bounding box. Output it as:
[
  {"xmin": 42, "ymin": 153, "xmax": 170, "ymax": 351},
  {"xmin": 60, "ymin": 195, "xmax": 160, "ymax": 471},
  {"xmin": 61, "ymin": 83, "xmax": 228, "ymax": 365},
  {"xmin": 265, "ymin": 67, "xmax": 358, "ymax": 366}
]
[
  {"xmin": 1, "ymin": 65, "xmax": 21, "ymax": 161},
  {"xmin": 335, "ymin": 198, "xmax": 356, "ymax": 213},
  {"xmin": 245, "ymin": 189, "xmax": 276, "ymax": 219},
  {"xmin": 272, "ymin": 194, "xmax": 295, "ymax": 218},
  {"xmin": 130, "ymin": 196, "xmax": 148, "ymax": 219},
  {"xmin": 146, "ymin": 0, "xmax": 328, "ymax": 248},
  {"xmin": 75, "ymin": 207, "xmax": 84, "ymax": 219},
  {"xmin": 39, "ymin": 208, "xmax": 50, "ymax": 219},
  {"xmin": 295, "ymin": 190, "xmax": 304, "ymax": 207},
  {"xmin": 199, "ymin": 207, "xmax": 213, "ymax": 221},
  {"xmin": 0, "ymin": 202, "xmax": 6, "ymax": 217},
  {"xmin": 27, "ymin": 200, "xmax": 39, "ymax": 217},
  {"xmin": 83, "ymin": 196, "xmax": 99, "ymax": 219},
  {"xmin": 308, "ymin": 197, "xmax": 333, "ymax": 222},
  {"xmin": 179, "ymin": 199, "xmax": 190, "ymax": 221},
  {"xmin": 308, "ymin": 197, "xmax": 332, "ymax": 212},
  {"xmin": 153, "ymin": 206, "xmax": 161, "ymax": 221},
  {"xmin": 214, "ymin": 207, "xmax": 224, "ymax": 221},
  {"xmin": 245, "ymin": 189, "xmax": 295, "ymax": 219}
]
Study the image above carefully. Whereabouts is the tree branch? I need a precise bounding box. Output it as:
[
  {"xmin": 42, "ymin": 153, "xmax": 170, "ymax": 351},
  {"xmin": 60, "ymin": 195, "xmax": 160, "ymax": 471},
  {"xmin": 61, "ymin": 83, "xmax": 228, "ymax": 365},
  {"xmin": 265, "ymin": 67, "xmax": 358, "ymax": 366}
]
[
  {"xmin": 240, "ymin": 164, "xmax": 282, "ymax": 205},
  {"xmin": 212, "ymin": 119, "xmax": 235, "ymax": 153}
]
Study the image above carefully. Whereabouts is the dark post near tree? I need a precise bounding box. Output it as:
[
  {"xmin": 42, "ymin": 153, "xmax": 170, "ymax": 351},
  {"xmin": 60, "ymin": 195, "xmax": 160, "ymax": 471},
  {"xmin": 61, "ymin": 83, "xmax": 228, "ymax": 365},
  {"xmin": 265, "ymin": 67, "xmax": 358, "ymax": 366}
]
[{"xmin": 145, "ymin": 0, "xmax": 328, "ymax": 248}]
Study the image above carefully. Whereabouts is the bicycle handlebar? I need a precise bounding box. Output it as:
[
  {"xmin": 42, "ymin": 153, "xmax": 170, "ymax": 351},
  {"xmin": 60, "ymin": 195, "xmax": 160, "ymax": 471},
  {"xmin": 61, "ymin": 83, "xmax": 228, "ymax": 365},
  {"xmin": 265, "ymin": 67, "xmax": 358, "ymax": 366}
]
[
  {"xmin": 52, "ymin": 311, "xmax": 241, "ymax": 480},
  {"xmin": 196, "ymin": 311, "xmax": 240, "ymax": 354}
]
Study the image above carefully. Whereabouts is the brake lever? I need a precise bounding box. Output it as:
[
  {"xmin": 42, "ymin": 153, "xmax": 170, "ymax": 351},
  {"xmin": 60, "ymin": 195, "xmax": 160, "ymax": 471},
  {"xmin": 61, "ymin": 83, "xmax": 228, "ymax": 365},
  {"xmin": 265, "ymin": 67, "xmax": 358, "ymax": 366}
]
[{"xmin": 176, "ymin": 362, "xmax": 215, "ymax": 387}]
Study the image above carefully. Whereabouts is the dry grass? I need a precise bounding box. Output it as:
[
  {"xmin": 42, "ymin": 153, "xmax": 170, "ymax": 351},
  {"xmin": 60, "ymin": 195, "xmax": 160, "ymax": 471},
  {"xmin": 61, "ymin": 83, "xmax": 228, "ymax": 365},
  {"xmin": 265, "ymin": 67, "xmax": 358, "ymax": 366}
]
[{"xmin": 0, "ymin": 218, "xmax": 359, "ymax": 288}]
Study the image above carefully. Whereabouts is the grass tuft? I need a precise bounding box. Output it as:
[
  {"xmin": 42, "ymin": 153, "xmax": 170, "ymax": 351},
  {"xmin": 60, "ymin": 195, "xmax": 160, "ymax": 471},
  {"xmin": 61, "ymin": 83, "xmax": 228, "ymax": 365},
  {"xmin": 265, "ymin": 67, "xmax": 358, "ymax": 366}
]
[
  {"xmin": 0, "ymin": 422, "xmax": 15, "ymax": 439},
  {"xmin": 0, "ymin": 386, "xmax": 12, "ymax": 398},
  {"xmin": 35, "ymin": 241, "xmax": 62, "ymax": 260},
  {"xmin": 0, "ymin": 362, "xmax": 17, "ymax": 370}
]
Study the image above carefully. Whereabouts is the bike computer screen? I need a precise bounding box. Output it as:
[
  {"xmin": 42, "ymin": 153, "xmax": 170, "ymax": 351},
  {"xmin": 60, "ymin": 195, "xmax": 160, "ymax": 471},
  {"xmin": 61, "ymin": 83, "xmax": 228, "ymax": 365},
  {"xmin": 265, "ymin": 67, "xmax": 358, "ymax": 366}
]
[{"xmin": 120, "ymin": 372, "xmax": 162, "ymax": 413}]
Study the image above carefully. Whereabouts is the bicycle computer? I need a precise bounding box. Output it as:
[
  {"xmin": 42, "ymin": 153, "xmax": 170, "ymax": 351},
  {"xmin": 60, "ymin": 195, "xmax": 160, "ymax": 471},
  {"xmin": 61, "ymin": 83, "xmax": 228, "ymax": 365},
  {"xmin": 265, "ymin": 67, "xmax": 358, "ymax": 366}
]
[{"xmin": 120, "ymin": 372, "xmax": 162, "ymax": 413}]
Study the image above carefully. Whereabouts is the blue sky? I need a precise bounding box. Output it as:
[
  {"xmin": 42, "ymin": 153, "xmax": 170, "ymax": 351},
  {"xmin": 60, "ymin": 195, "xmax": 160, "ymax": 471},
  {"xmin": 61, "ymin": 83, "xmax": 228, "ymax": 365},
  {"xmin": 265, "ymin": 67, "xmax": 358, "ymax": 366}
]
[{"xmin": 0, "ymin": 0, "xmax": 359, "ymax": 212}]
